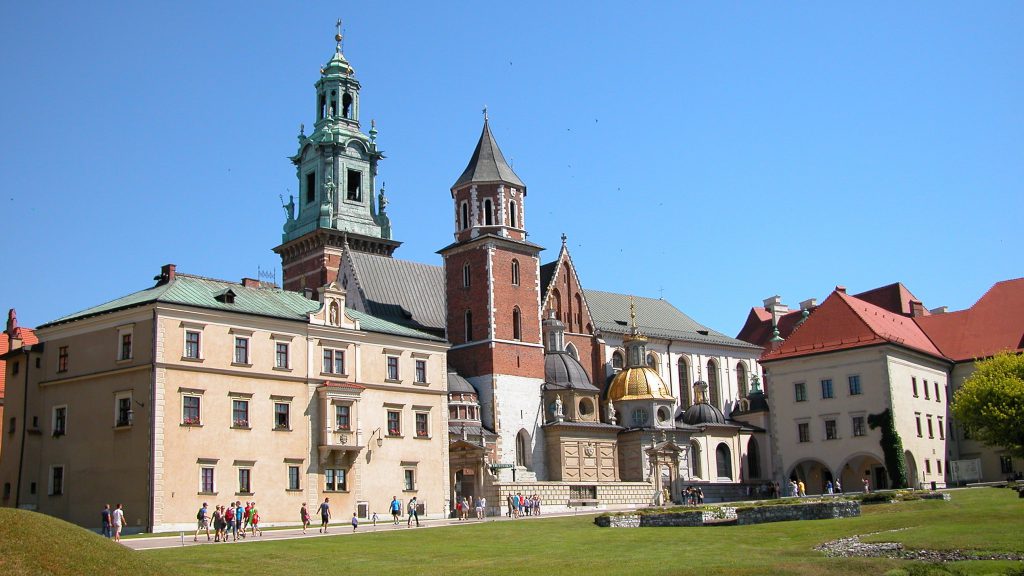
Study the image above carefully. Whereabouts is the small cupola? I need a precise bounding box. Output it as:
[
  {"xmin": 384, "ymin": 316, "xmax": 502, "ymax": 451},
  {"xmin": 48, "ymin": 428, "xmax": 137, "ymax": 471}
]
[{"xmin": 542, "ymin": 309, "xmax": 565, "ymax": 353}]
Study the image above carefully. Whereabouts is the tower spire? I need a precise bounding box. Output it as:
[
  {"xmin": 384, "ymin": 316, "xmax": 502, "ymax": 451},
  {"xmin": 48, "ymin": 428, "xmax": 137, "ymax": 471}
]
[{"xmin": 335, "ymin": 18, "xmax": 343, "ymax": 53}]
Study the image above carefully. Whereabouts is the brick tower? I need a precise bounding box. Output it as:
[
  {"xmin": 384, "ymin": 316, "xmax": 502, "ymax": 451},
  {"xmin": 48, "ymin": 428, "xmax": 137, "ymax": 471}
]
[
  {"xmin": 274, "ymin": 23, "xmax": 398, "ymax": 294},
  {"xmin": 441, "ymin": 115, "xmax": 547, "ymax": 479}
]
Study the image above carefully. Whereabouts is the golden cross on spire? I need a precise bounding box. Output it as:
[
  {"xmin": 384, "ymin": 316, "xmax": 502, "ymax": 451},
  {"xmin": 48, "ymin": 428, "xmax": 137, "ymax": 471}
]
[
  {"xmin": 629, "ymin": 296, "xmax": 637, "ymax": 330},
  {"xmin": 335, "ymin": 18, "xmax": 343, "ymax": 52}
]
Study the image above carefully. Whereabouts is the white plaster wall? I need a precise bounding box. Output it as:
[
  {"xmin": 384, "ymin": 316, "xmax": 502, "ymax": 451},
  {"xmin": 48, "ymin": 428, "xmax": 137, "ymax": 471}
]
[
  {"xmin": 468, "ymin": 374, "xmax": 546, "ymax": 479},
  {"xmin": 886, "ymin": 350, "xmax": 951, "ymax": 488}
]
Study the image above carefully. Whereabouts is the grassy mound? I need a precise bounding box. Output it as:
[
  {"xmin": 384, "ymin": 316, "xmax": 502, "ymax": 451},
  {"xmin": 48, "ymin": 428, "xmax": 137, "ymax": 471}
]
[{"xmin": 0, "ymin": 508, "xmax": 178, "ymax": 576}]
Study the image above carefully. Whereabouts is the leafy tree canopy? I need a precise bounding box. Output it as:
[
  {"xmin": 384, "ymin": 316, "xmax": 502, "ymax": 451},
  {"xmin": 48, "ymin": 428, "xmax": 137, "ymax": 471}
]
[{"xmin": 951, "ymin": 351, "xmax": 1024, "ymax": 458}]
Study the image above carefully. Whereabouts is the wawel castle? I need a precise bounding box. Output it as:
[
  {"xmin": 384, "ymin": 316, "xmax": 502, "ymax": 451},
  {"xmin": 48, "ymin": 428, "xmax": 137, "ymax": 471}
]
[{"xmin": 1, "ymin": 29, "xmax": 1020, "ymax": 532}]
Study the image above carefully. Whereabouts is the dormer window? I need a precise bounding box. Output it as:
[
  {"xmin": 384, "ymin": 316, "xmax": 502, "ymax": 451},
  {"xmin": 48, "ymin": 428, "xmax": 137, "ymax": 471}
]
[{"xmin": 214, "ymin": 288, "xmax": 236, "ymax": 304}]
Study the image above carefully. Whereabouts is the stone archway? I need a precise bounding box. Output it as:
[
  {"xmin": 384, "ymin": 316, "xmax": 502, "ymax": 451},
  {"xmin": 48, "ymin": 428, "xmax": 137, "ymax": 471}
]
[
  {"xmin": 904, "ymin": 450, "xmax": 919, "ymax": 489},
  {"xmin": 788, "ymin": 458, "xmax": 833, "ymax": 495}
]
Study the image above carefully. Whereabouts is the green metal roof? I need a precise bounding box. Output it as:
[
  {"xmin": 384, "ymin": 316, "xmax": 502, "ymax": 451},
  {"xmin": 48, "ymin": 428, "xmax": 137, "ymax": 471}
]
[{"xmin": 42, "ymin": 274, "xmax": 443, "ymax": 342}]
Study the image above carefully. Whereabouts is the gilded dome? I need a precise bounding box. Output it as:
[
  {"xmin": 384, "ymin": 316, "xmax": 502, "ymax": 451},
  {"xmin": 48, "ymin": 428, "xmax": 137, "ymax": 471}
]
[{"xmin": 607, "ymin": 366, "xmax": 673, "ymax": 402}]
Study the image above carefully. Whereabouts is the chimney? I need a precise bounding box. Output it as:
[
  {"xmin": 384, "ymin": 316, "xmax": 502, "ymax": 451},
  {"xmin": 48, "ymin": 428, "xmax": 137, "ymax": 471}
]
[
  {"xmin": 799, "ymin": 298, "xmax": 817, "ymax": 311},
  {"xmin": 929, "ymin": 306, "xmax": 948, "ymax": 315},
  {"xmin": 835, "ymin": 285, "xmax": 847, "ymax": 294},
  {"xmin": 909, "ymin": 299, "xmax": 925, "ymax": 317},
  {"xmin": 242, "ymin": 278, "xmax": 260, "ymax": 288},
  {"xmin": 5, "ymin": 308, "xmax": 16, "ymax": 336},
  {"xmin": 762, "ymin": 295, "xmax": 789, "ymax": 327},
  {"xmin": 157, "ymin": 264, "xmax": 177, "ymax": 285}
]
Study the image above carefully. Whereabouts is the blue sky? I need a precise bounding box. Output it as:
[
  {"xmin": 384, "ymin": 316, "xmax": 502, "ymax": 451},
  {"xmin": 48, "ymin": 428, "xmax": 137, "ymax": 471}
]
[{"xmin": 1, "ymin": 1, "xmax": 1021, "ymax": 336}]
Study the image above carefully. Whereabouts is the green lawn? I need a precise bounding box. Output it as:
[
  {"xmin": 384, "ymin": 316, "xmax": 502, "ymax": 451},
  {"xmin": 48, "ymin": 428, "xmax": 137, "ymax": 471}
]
[{"xmin": 142, "ymin": 488, "xmax": 1024, "ymax": 576}]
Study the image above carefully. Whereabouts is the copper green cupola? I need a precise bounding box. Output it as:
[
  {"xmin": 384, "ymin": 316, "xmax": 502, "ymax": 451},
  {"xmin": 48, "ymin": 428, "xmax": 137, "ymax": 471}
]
[{"xmin": 275, "ymin": 21, "xmax": 399, "ymax": 293}]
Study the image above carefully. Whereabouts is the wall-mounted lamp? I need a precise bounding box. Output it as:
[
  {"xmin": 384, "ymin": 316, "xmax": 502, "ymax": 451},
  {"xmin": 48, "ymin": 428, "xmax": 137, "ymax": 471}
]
[{"xmin": 371, "ymin": 427, "xmax": 383, "ymax": 448}]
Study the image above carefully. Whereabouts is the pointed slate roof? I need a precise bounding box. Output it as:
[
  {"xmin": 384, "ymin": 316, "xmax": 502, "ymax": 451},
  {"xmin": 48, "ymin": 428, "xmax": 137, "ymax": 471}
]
[
  {"xmin": 451, "ymin": 120, "xmax": 525, "ymax": 190},
  {"xmin": 762, "ymin": 289, "xmax": 944, "ymax": 362}
]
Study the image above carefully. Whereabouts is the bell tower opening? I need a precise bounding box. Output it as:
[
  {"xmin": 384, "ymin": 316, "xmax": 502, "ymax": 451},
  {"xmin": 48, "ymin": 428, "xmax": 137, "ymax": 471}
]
[{"xmin": 343, "ymin": 92, "xmax": 353, "ymax": 119}]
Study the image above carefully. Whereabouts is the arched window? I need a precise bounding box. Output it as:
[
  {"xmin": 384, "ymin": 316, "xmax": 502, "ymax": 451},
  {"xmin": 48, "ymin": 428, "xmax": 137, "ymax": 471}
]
[
  {"xmin": 737, "ymin": 362, "xmax": 749, "ymax": 398},
  {"xmin": 509, "ymin": 200, "xmax": 517, "ymax": 228},
  {"xmin": 483, "ymin": 199, "xmax": 494, "ymax": 225},
  {"xmin": 516, "ymin": 429, "xmax": 529, "ymax": 467},
  {"xmin": 716, "ymin": 443, "xmax": 732, "ymax": 480},
  {"xmin": 574, "ymin": 293, "xmax": 584, "ymax": 330},
  {"xmin": 747, "ymin": 437, "xmax": 761, "ymax": 479},
  {"xmin": 460, "ymin": 202, "xmax": 469, "ymax": 230},
  {"xmin": 512, "ymin": 307, "xmax": 522, "ymax": 341},
  {"xmin": 690, "ymin": 442, "xmax": 702, "ymax": 478},
  {"xmin": 566, "ymin": 342, "xmax": 579, "ymax": 360},
  {"xmin": 464, "ymin": 310, "xmax": 473, "ymax": 341},
  {"xmin": 611, "ymin": 351, "xmax": 624, "ymax": 370},
  {"xmin": 551, "ymin": 289, "xmax": 562, "ymax": 321},
  {"xmin": 463, "ymin": 263, "xmax": 471, "ymax": 288},
  {"xmin": 511, "ymin": 259, "xmax": 520, "ymax": 286},
  {"xmin": 342, "ymin": 92, "xmax": 353, "ymax": 118},
  {"xmin": 678, "ymin": 358, "xmax": 690, "ymax": 407},
  {"xmin": 707, "ymin": 359, "xmax": 720, "ymax": 409},
  {"xmin": 646, "ymin": 352, "xmax": 659, "ymax": 370}
]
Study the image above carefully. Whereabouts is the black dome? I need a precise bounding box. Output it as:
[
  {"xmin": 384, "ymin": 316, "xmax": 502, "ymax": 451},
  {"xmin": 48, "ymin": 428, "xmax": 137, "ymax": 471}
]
[
  {"xmin": 680, "ymin": 402, "xmax": 727, "ymax": 426},
  {"xmin": 447, "ymin": 369, "xmax": 477, "ymax": 394},
  {"xmin": 544, "ymin": 352, "xmax": 598, "ymax": 391}
]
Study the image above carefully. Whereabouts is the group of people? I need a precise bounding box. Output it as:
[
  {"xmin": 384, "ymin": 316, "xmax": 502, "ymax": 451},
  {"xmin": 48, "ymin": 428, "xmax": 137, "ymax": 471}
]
[
  {"xmin": 454, "ymin": 496, "xmax": 487, "ymax": 520},
  {"xmin": 681, "ymin": 486, "xmax": 705, "ymax": 505},
  {"xmin": 99, "ymin": 504, "xmax": 125, "ymax": 542},
  {"xmin": 195, "ymin": 501, "xmax": 262, "ymax": 542},
  {"xmin": 505, "ymin": 493, "xmax": 540, "ymax": 518}
]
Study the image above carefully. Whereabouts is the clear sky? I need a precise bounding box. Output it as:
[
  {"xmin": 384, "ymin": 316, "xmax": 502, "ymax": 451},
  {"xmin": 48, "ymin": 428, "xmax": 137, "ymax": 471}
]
[{"xmin": 1, "ymin": 1, "xmax": 1021, "ymax": 336}]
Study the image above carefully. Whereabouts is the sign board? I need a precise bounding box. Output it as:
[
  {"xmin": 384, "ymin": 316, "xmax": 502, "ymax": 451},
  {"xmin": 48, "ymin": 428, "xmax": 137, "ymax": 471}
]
[
  {"xmin": 950, "ymin": 458, "xmax": 983, "ymax": 484},
  {"xmin": 490, "ymin": 463, "xmax": 514, "ymax": 469}
]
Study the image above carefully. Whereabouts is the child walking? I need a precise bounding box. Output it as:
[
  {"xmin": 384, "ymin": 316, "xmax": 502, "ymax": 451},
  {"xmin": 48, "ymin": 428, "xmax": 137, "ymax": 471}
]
[{"xmin": 351, "ymin": 512, "xmax": 359, "ymax": 531}]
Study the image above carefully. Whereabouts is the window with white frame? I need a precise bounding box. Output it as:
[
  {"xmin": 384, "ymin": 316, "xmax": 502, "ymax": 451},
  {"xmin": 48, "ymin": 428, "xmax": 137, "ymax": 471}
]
[
  {"xmin": 232, "ymin": 399, "xmax": 250, "ymax": 428},
  {"xmin": 414, "ymin": 359, "xmax": 427, "ymax": 383},
  {"xmin": 233, "ymin": 336, "xmax": 250, "ymax": 365},
  {"xmin": 287, "ymin": 464, "xmax": 301, "ymax": 491},
  {"xmin": 117, "ymin": 325, "xmax": 133, "ymax": 361},
  {"xmin": 184, "ymin": 330, "xmax": 202, "ymax": 359},
  {"xmin": 387, "ymin": 356, "xmax": 400, "ymax": 381},
  {"xmin": 387, "ymin": 410, "xmax": 402, "ymax": 436},
  {"xmin": 237, "ymin": 467, "xmax": 252, "ymax": 494},
  {"xmin": 275, "ymin": 342, "xmax": 290, "ymax": 369},
  {"xmin": 825, "ymin": 419, "xmax": 838, "ymax": 440},
  {"xmin": 200, "ymin": 465, "xmax": 216, "ymax": 494},
  {"xmin": 52, "ymin": 406, "xmax": 67, "ymax": 437},
  {"xmin": 49, "ymin": 465, "xmax": 64, "ymax": 496},
  {"xmin": 274, "ymin": 402, "xmax": 290, "ymax": 430},
  {"xmin": 114, "ymin": 391, "xmax": 132, "ymax": 427},
  {"xmin": 415, "ymin": 412, "xmax": 429, "ymax": 438},
  {"xmin": 323, "ymin": 348, "xmax": 345, "ymax": 374},
  {"xmin": 403, "ymin": 468, "xmax": 416, "ymax": 491},
  {"xmin": 325, "ymin": 468, "xmax": 347, "ymax": 491},
  {"xmin": 852, "ymin": 416, "xmax": 866, "ymax": 437},
  {"xmin": 182, "ymin": 394, "xmax": 202, "ymax": 426}
]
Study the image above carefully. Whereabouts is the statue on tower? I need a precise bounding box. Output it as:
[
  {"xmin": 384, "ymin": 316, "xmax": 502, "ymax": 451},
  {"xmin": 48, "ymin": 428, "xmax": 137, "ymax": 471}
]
[
  {"xmin": 280, "ymin": 193, "xmax": 295, "ymax": 222},
  {"xmin": 378, "ymin": 182, "xmax": 388, "ymax": 213}
]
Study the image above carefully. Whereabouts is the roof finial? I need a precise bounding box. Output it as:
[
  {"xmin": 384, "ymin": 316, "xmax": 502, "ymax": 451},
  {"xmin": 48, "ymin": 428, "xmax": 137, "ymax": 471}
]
[
  {"xmin": 482, "ymin": 105, "xmax": 488, "ymax": 122},
  {"xmin": 629, "ymin": 296, "xmax": 637, "ymax": 331},
  {"xmin": 335, "ymin": 18, "xmax": 343, "ymax": 53},
  {"xmin": 561, "ymin": 233, "xmax": 567, "ymax": 247}
]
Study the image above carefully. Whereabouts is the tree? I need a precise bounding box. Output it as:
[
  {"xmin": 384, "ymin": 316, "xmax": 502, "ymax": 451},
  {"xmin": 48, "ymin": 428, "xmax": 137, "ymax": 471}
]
[{"xmin": 951, "ymin": 352, "xmax": 1024, "ymax": 459}]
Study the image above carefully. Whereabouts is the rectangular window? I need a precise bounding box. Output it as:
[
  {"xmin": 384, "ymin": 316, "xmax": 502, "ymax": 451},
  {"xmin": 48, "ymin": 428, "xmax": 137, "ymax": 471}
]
[
  {"xmin": 119, "ymin": 330, "xmax": 133, "ymax": 361},
  {"xmin": 794, "ymin": 382, "xmax": 806, "ymax": 402},
  {"xmin": 50, "ymin": 466, "xmax": 64, "ymax": 496},
  {"xmin": 937, "ymin": 460, "xmax": 943, "ymax": 475},
  {"xmin": 927, "ymin": 416, "xmax": 934, "ymax": 438},
  {"xmin": 924, "ymin": 379, "xmax": 930, "ymax": 400},
  {"xmin": 404, "ymin": 469, "xmax": 416, "ymax": 491},
  {"xmin": 934, "ymin": 382, "xmax": 941, "ymax": 402},
  {"xmin": 275, "ymin": 342, "xmax": 290, "ymax": 369},
  {"xmin": 288, "ymin": 466, "xmax": 301, "ymax": 491},
  {"xmin": 325, "ymin": 468, "xmax": 347, "ymax": 491},
  {"xmin": 938, "ymin": 417, "xmax": 945, "ymax": 440},
  {"xmin": 415, "ymin": 412, "xmax": 428, "ymax": 437},
  {"xmin": 852, "ymin": 416, "xmax": 865, "ymax": 437},
  {"xmin": 323, "ymin": 349, "xmax": 345, "ymax": 374},
  {"xmin": 387, "ymin": 356, "xmax": 400, "ymax": 381},
  {"xmin": 387, "ymin": 410, "xmax": 401, "ymax": 436},
  {"xmin": 274, "ymin": 403, "xmax": 290, "ymax": 430},
  {"xmin": 185, "ymin": 330, "xmax": 201, "ymax": 359},
  {"xmin": 925, "ymin": 459, "xmax": 931, "ymax": 474},
  {"xmin": 238, "ymin": 468, "xmax": 251, "ymax": 494},
  {"xmin": 58, "ymin": 346, "xmax": 68, "ymax": 373},
  {"xmin": 346, "ymin": 169, "xmax": 361, "ymax": 201},
  {"xmin": 305, "ymin": 172, "xmax": 316, "ymax": 204},
  {"xmin": 821, "ymin": 379, "xmax": 834, "ymax": 399},
  {"xmin": 234, "ymin": 337, "xmax": 250, "ymax": 365},
  {"xmin": 232, "ymin": 399, "xmax": 250, "ymax": 428},
  {"xmin": 116, "ymin": 395, "xmax": 132, "ymax": 427},
  {"xmin": 848, "ymin": 375, "xmax": 861, "ymax": 396},
  {"xmin": 825, "ymin": 419, "xmax": 837, "ymax": 440},
  {"xmin": 915, "ymin": 413, "xmax": 922, "ymax": 437},
  {"xmin": 52, "ymin": 406, "xmax": 67, "ymax": 436},
  {"xmin": 912, "ymin": 377, "xmax": 918, "ymax": 397},
  {"xmin": 200, "ymin": 467, "xmax": 215, "ymax": 493},
  {"xmin": 797, "ymin": 422, "xmax": 810, "ymax": 443},
  {"xmin": 335, "ymin": 405, "xmax": 350, "ymax": 430},
  {"xmin": 1000, "ymin": 456, "xmax": 1014, "ymax": 474},
  {"xmin": 415, "ymin": 359, "xmax": 427, "ymax": 384},
  {"xmin": 183, "ymin": 396, "xmax": 201, "ymax": 425}
]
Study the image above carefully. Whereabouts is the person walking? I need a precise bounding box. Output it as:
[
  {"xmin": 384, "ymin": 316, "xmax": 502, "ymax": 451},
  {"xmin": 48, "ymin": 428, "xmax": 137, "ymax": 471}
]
[
  {"xmin": 211, "ymin": 505, "xmax": 222, "ymax": 542},
  {"xmin": 506, "ymin": 493, "xmax": 514, "ymax": 518},
  {"xmin": 111, "ymin": 503, "xmax": 125, "ymax": 543},
  {"xmin": 194, "ymin": 502, "xmax": 211, "ymax": 542},
  {"xmin": 225, "ymin": 503, "xmax": 236, "ymax": 541},
  {"xmin": 479, "ymin": 496, "xmax": 487, "ymax": 519},
  {"xmin": 834, "ymin": 479, "xmax": 842, "ymax": 494},
  {"xmin": 351, "ymin": 511, "xmax": 359, "ymax": 531},
  {"xmin": 407, "ymin": 496, "xmax": 420, "ymax": 527},
  {"xmin": 101, "ymin": 504, "xmax": 112, "ymax": 539},
  {"xmin": 318, "ymin": 497, "xmax": 332, "ymax": 533},
  {"xmin": 797, "ymin": 480, "xmax": 806, "ymax": 497},
  {"xmin": 249, "ymin": 502, "xmax": 262, "ymax": 537},
  {"xmin": 300, "ymin": 503, "xmax": 311, "ymax": 534},
  {"xmin": 390, "ymin": 496, "xmax": 401, "ymax": 525},
  {"xmin": 826, "ymin": 480, "xmax": 834, "ymax": 495},
  {"xmin": 234, "ymin": 501, "xmax": 245, "ymax": 539},
  {"xmin": 862, "ymin": 478, "xmax": 870, "ymax": 493}
]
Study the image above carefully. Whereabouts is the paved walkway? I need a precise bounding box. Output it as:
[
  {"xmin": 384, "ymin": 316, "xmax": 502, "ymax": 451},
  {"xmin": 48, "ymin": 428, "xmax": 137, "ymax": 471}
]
[{"xmin": 122, "ymin": 507, "xmax": 614, "ymax": 551}]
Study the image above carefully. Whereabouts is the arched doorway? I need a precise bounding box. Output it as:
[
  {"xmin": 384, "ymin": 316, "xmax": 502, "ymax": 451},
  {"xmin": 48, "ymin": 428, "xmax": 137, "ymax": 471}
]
[
  {"xmin": 789, "ymin": 459, "xmax": 833, "ymax": 495},
  {"xmin": 838, "ymin": 452, "xmax": 886, "ymax": 492},
  {"xmin": 716, "ymin": 443, "xmax": 733, "ymax": 480},
  {"xmin": 904, "ymin": 450, "xmax": 919, "ymax": 489},
  {"xmin": 689, "ymin": 441, "xmax": 702, "ymax": 479},
  {"xmin": 746, "ymin": 437, "xmax": 761, "ymax": 480}
]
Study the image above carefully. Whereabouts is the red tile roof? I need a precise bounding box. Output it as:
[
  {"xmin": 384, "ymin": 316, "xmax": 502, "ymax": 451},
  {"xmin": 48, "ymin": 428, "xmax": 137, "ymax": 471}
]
[
  {"xmin": 853, "ymin": 282, "xmax": 930, "ymax": 317},
  {"xmin": 916, "ymin": 278, "xmax": 1024, "ymax": 362},
  {"xmin": 761, "ymin": 290, "xmax": 944, "ymax": 362}
]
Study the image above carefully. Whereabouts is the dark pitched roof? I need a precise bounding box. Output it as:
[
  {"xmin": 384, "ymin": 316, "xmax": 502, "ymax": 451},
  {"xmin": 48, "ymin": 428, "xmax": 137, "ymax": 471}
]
[
  {"xmin": 451, "ymin": 120, "xmax": 525, "ymax": 190},
  {"xmin": 346, "ymin": 251, "xmax": 446, "ymax": 334},
  {"xmin": 585, "ymin": 290, "xmax": 761, "ymax": 350},
  {"xmin": 543, "ymin": 351, "xmax": 598, "ymax": 392},
  {"xmin": 916, "ymin": 277, "xmax": 1024, "ymax": 362},
  {"xmin": 736, "ymin": 307, "xmax": 807, "ymax": 347},
  {"xmin": 539, "ymin": 261, "xmax": 557, "ymax": 298},
  {"xmin": 853, "ymin": 283, "xmax": 929, "ymax": 317}
]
